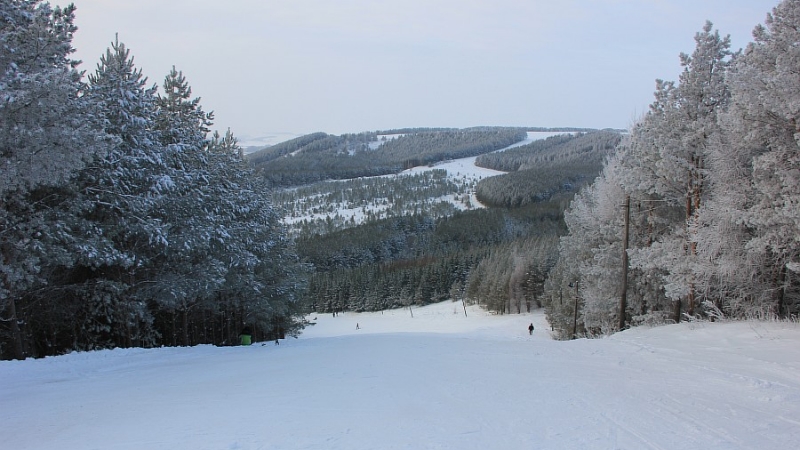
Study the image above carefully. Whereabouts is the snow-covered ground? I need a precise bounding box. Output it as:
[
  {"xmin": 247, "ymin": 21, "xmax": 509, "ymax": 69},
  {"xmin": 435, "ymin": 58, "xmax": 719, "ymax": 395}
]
[{"xmin": 3, "ymin": 301, "xmax": 800, "ymax": 449}]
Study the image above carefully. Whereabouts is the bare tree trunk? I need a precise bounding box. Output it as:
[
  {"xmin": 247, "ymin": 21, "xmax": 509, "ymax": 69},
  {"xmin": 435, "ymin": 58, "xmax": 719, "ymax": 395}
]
[
  {"xmin": 181, "ymin": 306, "xmax": 189, "ymax": 346},
  {"xmin": 7, "ymin": 297, "xmax": 25, "ymax": 359},
  {"xmin": 686, "ymin": 154, "xmax": 703, "ymax": 317},
  {"xmin": 1, "ymin": 249, "xmax": 25, "ymax": 359},
  {"xmin": 777, "ymin": 263, "xmax": 787, "ymax": 319},
  {"xmin": 171, "ymin": 312, "xmax": 177, "ymax": 346}
]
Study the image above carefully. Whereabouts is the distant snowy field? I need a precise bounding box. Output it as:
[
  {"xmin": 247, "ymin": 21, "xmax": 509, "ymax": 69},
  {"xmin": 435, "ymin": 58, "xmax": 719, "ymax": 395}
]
[{"xmin": 3, "ymin": 302, "xmax": 800, "ymax": 449}]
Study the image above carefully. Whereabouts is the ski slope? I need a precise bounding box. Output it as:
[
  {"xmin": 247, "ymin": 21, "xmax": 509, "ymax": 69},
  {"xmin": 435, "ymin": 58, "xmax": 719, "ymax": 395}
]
[{"xmin": 2, "ymin": 302, "xmax": 799, "ymax": 449}]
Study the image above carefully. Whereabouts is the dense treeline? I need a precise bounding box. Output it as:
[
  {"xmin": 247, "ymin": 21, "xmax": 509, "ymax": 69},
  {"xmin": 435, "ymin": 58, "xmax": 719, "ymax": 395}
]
[
  {"xmin": 377, "ymin": 128, "xmax": 527, "ymax": 167},
  {"xmin": 475, "ymin": 131, "xmax": 620, "ymax": 172},
  {"xmin": 307, "ymin": 252, "xmax": 482, "ymax": 313},
  {"xmin": 475, "ymin": 131, "xmax": 622, "ymax": 208},
  {"xmin": 0, "ymin": 3, "xmax": 304, "ymax": 359},
  {"xmin": 299, "ymin": 199, "xmax": 568, "ymax": 314},
  {"xmin": 297, "ymin": 215, "xmax": 436, "ymax": 272},
  {"xmin": 475, "ymin": 134, "xmax": 578, "ymax": 172},
  {"xmin": 274, "ymin": 128, "xmax": 598, "ymax": 315},
  {"xmin": 250, "ymin": 128, "xmax": 527, "ymax": 187},
  {"xmin": 546, "ymin": 2, "xmax": 800, "ymax": 339},
  {"xmin": 375, "ymin": 126, "xmax": 596, "ymax": 135},
  {"xmin": 465, "ymin": 236, "xmax": 560, "ymax": 314}
]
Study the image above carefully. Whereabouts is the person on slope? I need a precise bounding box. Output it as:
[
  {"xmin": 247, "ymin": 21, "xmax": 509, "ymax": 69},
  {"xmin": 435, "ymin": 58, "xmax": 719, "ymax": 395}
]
[{"xmin": 528, "ymin": 323, "xmax": 534, "ymax": 335}]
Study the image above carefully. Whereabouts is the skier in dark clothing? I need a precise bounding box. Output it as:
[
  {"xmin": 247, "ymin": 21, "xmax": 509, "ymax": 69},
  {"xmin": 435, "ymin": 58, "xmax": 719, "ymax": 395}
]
[{"xmin": 528, "ymin": 323, "xmax": 534, "ymax": 335}]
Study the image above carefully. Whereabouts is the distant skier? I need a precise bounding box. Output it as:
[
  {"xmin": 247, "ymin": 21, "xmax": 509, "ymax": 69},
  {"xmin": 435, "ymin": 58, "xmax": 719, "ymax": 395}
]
[
  {"xmin": 528, "ymin": 323, "xmax": 534, "ymax": 335},
  {"xmin": 356, "ymin": 323, "xmax": 360, "ymax": 330}
]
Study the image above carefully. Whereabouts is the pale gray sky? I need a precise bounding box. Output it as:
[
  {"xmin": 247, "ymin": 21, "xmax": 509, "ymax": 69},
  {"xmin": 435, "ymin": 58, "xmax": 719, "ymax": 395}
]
[{"xmin": 70, "ymin": 0, "xmax": 780, "ymax": 146}]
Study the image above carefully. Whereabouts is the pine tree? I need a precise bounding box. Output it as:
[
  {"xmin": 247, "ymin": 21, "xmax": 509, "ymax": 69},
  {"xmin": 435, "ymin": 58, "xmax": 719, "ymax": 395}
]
[
  {"xmin": 700, "ymin": 0, "xmax": 800, "ymax": 317},
  {"xmin": 156, "ymin": 66, "xmax": 213, "ymax": 149},
  {"xmin": 63, "ymin": 36, "xmax": 169, "ymax": 350},
  {"xmin": 0, "ymin": 1, "xmax": 110, "ymax": 359},
  {"xmin": 545, "ymin": 22, "xmax": 735, "ymax": 335},
  {"xmin": 0, "ymin": 1, "xmax": 109, "ymax": 194},
  {"xmin": 623, "ymin": 22, "xmax": 733, "ymax": 319}
]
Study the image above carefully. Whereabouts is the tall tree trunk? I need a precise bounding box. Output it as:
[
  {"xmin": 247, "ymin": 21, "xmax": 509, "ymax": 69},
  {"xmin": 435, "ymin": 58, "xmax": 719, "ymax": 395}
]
[
  {"xmin": 777, "ymin": 263, "xmax": 787, "ymax": 319},
  {"xmin": 181, "ymin": 306, "xmax": 189, "ymax": 346},
  {"xmin": 171, "ymin": 312, "xmax": 177, "ymax": 346},
  {"xmin": 685, "ymin": 154, "xmax": 702, "ymax": 318},
  {"xmin": 686, "ymin": 168, "xmax": 695, "ymax": 317},
  {"xmin": 7, "ymin": 297, "xmax": 25, "ymax": 360}
]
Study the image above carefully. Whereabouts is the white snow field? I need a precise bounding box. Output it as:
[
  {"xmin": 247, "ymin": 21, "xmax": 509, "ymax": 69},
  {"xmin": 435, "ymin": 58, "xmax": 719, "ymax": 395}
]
[{"xmin": 2, "ymin": 301, "xmax": 800, "ymax": 450}]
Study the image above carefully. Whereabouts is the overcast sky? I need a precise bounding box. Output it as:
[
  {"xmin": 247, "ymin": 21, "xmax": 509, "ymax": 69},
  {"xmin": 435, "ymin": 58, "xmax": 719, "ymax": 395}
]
[{"xmin": 70, "ymin": 0, "xmax": 780, "ymax": 146}]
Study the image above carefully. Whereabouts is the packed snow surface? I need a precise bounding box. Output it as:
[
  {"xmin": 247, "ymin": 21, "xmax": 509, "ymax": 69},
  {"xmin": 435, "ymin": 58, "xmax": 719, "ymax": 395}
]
[{"xmin": 3, "ymin": 302, "xmax": 800, "ymax": 449}]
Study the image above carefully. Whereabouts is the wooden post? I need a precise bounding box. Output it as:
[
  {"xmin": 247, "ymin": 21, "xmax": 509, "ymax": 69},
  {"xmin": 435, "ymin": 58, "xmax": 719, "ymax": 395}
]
[
  {"xmin": 571, "ymin": 281, "xmax": 579, "ymax": 339},
  {"xmin": 778, "ymin": 264, "xmax": 787, "ymax": 319},
  {"xmin": 619, "ymin": 195, "xmax": 630, "ymax": 331}
]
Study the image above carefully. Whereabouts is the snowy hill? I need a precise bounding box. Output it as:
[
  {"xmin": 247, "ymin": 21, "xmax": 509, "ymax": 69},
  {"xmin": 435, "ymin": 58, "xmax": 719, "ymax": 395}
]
[
  {"xmin": 2, "ymin": 301, "xmax": 799, "ymax": 449},
  {"xmin": 276, "ymin": 131, "xmax": 573, "ymax": 235}
]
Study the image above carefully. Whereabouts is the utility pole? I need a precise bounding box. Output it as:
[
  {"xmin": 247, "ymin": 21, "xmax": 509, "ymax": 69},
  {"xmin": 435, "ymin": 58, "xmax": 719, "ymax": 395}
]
[
  {"xmin": 570, "ymin": 281, "xmax": 579, "ymax": 339},
  {"xmin": 619, "ymin": 195, "xmax": 630, "ymax": 331}
]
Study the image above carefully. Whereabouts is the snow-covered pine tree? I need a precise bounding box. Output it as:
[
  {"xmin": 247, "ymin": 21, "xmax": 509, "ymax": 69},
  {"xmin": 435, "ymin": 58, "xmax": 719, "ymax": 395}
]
[
  {"xmin": 64, "ymin": 36, "xmax": 169, "ymax": 350},
  {"xmin": 0, "ymin": 1, "xmax": 109, "ymax": 194},
  {"xmin": 140, "ymin": 67, "xmax": 222, "ymax": 345},
  {"xmin": 699, "ymin": 0, "xmax": 800, "ymax": 318},
  {"xmin": 155, "ymin": 66, "xmax": 213, "ymax": 149},
  {"xmin": 545, "ymin": 22, "xmax": 734, "ymax": 336},
  {"xmin": 0, "ymin": 1, "xmax": 111, "ymax": 359},
  {"xmin": 623, "ymin": 22, "xmax": 733, "ymax": 320},
  {"xmin": 205, "ymin": 130, "xmax": 307, "ymax": 342},
  {"xmin": 561, "ymin": 158, "xmax": 627, "ymax": 335}
]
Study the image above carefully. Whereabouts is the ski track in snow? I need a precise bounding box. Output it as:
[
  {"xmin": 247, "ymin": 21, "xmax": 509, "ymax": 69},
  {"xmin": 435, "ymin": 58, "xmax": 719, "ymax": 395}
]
[{"xmin": 2, "ymin": 303, "xmax": 800, "ymax": 449}]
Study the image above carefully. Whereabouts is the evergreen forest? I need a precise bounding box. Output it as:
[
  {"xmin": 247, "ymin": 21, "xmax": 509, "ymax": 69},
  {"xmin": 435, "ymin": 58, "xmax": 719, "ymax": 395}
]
[
  {"xmin": 545, "ymin": 9, "xmax": 800, "ymax": 338},
  {"xmin": 275, "ymin": 129, "xmax": 614, "ymax": 317},
  {"xmin": 2, "ymin": 0, "xmax": 800, "ymax": 359},
  {"xmin": 0, "ymin": 3, "xmax": 305, "ymax": 359}
]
